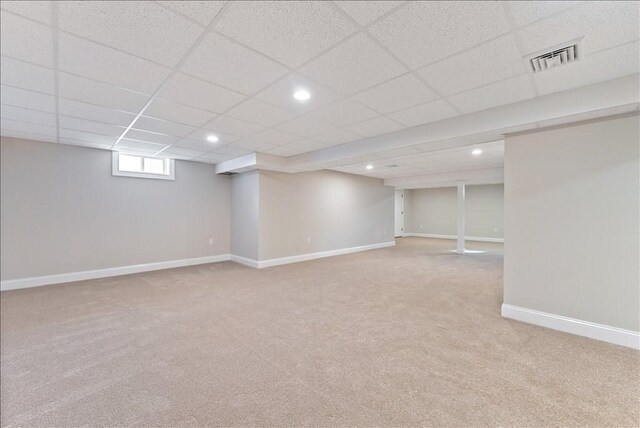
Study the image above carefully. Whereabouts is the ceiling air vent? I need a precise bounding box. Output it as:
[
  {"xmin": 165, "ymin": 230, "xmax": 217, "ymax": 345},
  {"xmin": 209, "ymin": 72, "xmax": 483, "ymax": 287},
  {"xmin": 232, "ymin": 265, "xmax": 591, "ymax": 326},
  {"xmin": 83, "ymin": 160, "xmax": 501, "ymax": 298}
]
[{"xmin": 529, "ymin": 44, "xmax": 579, "ymax": 73}]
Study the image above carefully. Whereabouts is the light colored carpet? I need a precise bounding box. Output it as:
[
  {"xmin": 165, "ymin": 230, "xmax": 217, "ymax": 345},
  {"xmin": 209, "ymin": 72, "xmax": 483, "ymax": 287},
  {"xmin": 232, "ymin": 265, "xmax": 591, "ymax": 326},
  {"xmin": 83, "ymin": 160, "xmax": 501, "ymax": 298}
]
[{"xmin": 1, "ymin": 237, "xmax": 638, "ymax": 427}]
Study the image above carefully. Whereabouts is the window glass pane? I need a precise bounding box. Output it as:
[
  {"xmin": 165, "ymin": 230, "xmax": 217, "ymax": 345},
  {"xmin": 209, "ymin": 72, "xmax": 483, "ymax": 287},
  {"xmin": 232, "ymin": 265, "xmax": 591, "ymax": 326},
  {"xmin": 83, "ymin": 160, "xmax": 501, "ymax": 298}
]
[
  {"xmin": 119, "ymin": 154, "xmax": 142, "ymax": 172},
  {"xmin": 143, "ymin": 157, "xmax": 165, "ymax": 175}
]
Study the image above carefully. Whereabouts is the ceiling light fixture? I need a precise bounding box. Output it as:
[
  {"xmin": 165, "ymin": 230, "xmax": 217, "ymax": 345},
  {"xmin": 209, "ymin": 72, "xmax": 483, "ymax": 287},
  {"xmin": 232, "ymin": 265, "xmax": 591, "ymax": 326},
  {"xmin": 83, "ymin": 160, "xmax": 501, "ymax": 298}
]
[
  {"xmin": 472, "ymin": 149, "xmax": 482, "ymax": 155},
  {"xmin": 206, "ymin": 135, "xmax": 219, "ymax": 143},
  {"xmin": 366, "ymin": 164, "xmax": 374, "ymax": 170},
  {"xmin": 293, "ymin": 89, "xmax": 311, "ymax": 101}
]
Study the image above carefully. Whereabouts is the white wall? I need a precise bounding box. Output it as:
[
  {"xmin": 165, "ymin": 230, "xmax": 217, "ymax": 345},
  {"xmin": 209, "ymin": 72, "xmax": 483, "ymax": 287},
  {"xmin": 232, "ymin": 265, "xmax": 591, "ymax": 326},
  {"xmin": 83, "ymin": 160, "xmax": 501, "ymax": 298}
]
[
  {"xmin": 504, "ymin": 114, "xmax": 639, "ymax": 333},
  {"xmin": 0, "ymin": 137, "xmax": 231, "ymax": 281},
  {"xmin": 230, "ymin": 171, "xmax": 259, "ymax": 260},
  {"xmin": 258, "ymin": 170, "xmax": 394, "ymax": 260},
  {"xmin": 404, "ymin": 184, "xmax": 504, "ymax": 239}
]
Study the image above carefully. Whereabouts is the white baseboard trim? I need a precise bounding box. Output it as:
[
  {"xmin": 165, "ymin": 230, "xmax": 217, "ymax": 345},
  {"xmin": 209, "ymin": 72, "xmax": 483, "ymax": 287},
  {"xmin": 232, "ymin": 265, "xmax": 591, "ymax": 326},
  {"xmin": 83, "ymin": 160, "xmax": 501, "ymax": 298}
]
[
  {"xmin": 501, "ymin": 304, "xmax": 640, "ymax": 349},
  {"xmin": 404, "ymin": 233, "xmax": 504, "ymax": 243},
  {"xmin": 229, "ymin": 254, "xmax": 260, "ymax": 268},
  {"xmin": 230, "ymin": 241, "xmax": 396, "ymax": 270},
  {"xmin": 0, "ymin": 254, "xmax": 231, "ymax": 292},
  {"xmin": 258, "ymin": 241, "xmax": 395, "ymax": 269}
]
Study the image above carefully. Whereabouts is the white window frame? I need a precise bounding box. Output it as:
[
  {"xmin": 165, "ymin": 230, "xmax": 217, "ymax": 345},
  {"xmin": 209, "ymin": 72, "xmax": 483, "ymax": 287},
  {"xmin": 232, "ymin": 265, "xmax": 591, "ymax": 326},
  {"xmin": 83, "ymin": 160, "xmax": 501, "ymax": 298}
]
[{"xmin": 112, "ymin": 151, "xmax": 175, "ymax": 180}]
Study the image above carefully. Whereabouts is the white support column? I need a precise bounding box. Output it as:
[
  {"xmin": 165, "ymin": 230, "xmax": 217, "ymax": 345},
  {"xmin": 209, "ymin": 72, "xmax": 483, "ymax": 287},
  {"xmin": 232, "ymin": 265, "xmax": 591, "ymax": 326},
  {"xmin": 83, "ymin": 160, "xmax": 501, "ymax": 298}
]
[{"xmin": 457, "ymin": 182, "xmax": 465, "ymax": 254}]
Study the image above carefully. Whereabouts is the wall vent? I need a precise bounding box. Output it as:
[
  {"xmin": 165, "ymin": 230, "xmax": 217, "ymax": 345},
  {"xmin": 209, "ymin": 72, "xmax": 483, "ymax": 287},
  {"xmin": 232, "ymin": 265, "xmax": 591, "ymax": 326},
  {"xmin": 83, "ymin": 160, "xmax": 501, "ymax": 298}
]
[{"xmin": 529, "ymin": 44, "xmax": 579, "ymax": 72}]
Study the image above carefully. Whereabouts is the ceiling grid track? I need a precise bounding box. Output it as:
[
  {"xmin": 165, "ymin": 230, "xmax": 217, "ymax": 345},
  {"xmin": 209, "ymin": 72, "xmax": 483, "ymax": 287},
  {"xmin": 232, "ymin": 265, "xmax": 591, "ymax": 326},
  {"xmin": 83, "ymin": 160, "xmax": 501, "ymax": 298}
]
[{"xmin": 50, "ymin": 1, "xmax": 61, "ymax": 143}]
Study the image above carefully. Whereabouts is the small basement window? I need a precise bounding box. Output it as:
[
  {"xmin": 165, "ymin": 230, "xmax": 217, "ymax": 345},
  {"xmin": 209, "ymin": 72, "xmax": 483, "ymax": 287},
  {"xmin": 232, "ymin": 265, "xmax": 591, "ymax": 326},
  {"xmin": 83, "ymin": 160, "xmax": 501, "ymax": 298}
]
[{"xmin": 112, "ymin": 152, "xmax": 175, "ymax": 180}]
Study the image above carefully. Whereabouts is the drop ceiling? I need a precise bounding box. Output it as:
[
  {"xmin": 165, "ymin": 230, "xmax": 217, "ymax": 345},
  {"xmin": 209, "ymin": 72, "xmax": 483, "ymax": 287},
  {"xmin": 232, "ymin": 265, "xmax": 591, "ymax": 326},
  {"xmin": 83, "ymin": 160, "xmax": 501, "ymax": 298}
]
[{"xmin": 0, "ymin": 1, "xmax": 638, "ymax": 179}]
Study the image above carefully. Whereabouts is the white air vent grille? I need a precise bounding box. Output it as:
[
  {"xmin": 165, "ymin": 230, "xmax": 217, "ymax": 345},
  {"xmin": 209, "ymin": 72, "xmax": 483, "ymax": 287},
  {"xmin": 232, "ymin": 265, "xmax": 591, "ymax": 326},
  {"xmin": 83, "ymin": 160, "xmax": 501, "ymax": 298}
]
[{"xmin": 529, "ymin": 44, "xmax": 579, "ymax": 72}]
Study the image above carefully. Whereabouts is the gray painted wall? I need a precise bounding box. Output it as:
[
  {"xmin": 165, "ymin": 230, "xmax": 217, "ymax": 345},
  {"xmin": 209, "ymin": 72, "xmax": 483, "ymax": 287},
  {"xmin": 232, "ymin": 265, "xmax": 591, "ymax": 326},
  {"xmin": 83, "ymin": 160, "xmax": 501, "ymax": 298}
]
[
  {"xmin": 466, "ymin": 184, "xmax": 504, "ymax": 238},
  {"xmin": 404, "ymin": 184, "xmax": 504, "ymax": 238},
  {"xmin": 230, "ymin": 171, "xmax": 259, "ymax": 260},
  {"xmin": 405, "ymin": 187, "xmax": 457, "ymax": 235},
  {"xmin": 259, "ymin": 170, "xmax": 395, "ymax": 260},
  {"xmin": 0, "ymin": 137, "xmax": 231, "ymax": 280},
  {"xmin": 504, "ymin": 114, "xmax": 639, "ymax": 331}
]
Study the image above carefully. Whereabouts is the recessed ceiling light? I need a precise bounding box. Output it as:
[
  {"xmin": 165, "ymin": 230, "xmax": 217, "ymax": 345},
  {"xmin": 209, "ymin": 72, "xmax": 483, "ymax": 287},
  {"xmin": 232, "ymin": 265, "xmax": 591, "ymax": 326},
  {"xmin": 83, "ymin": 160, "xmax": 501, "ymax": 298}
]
[
  {"xmin": 366, "ymin": 164, "xmax": 374, "ymax": 170},
  {"xmin": 206, "ymin": 135, "xmax": 219, "ymax": 143},
  {"xmin": 293, "ymin": 89, "xmax": 311, "ymax": 101},
  {"xmin": 472, "ymin": 149, "xmax": 482, "ymax": 155}
]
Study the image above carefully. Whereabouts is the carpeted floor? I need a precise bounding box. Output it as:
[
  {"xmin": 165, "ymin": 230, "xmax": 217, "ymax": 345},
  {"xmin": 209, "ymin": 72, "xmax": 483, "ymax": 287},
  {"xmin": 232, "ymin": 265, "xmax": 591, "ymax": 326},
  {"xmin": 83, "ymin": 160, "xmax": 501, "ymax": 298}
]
[{"xmin": 1, "ymin": 237, "xmax": 638, "ymax": 427}]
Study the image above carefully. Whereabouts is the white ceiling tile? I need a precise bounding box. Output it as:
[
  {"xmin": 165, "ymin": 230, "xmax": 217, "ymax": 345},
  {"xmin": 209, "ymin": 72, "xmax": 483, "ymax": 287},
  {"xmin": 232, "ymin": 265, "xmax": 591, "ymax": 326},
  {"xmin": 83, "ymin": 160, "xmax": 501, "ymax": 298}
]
[
  {"xmin": 158, "ymin": 146, "xmax": 206, "ymax": 160},
  {"xmin": 0, "ymin": 104, "xmax": 57, "ymax": 127},
  {"xmin": 314, "ymin": 128, "xmax": 361, "ymax": 145},
  {"xmin": 134, "ymin": 116, "xmax": 195, "ymax": 138},
  {"xmin": 517, "ymin": 1, "xmax": 640, "ymax": 56},
  {"xmin": 117, "ymin": 138, "xmax": 168, "ymax": 152},
  {"xmin": 299, "ymin": 33, "xmax": 407, "ymax": 95},
  {"xmin": 58, "ymin": 116, "xmax": 125, "ymax": 136},
  {"xmin": 157, "ymin": 1, "xmax": 225, "ymax": 26},
  {"xmin": 122, "ymin": 129, "xmax": 179, "ymax": 146},
  {"xmin": 58, "ymin": 72, "xmax": 149, "ymax": 113},
  {"xmin": 447, "ymin": 74, "xmax": 535, "ymax": 114},
  {"xmin": 209, "ymin": 145, "xmax": 253, "ymax": 157},
  {"xmin": 232, "ymin": 139, "xmax": 280, "ymax": 152},
  {"xmin": 345, "ymin": 116, "xmax": 403, "ymax": 138},
  {"xmin": 192, "ymin": 151, "xmax": 233, "ymax": 163},
  {"xmin": 235, "ymin": 128, "xmax": 298, "ymax": 148},
  {"xmin": 255, "ymin": 73, "xmax": 342, "ymax": 113},
  {"xmin": 58, "ymin": 33, "xmax": 171, "ymax": 95},
  {"xmin": 204, "ymin": 115, "xmax": 265, "ymax": 138},
  {"xmin": 59, "ymin": 129, "xmax": 118, "ymax": 145},
  {"xmin": 59, "ymin": 99, "xmax": 137, "ymax": 126},
  {"xmin": 159, "ymin": 73, "xmax": 245, "ymax": 113},
  {"xmin": 534, "ymin": 41, "xmax": 640, "ymax": 96},
  {"xmin": 226, "ymin": 98, "xmax": 296, "ymax": 127},
  {"xmin": 334, "ymin": 1, "xmax": 404, "ymax": 26},
  {"xmin": 58, "ymin": 0, "xmax": 203, "ymax": 67},
  {"xmin": 0, "ymin": 85, "xmax": 56, "ymax": 113},
  {"xmin": 184, "ymin": 128, "xmax": 239, "ymax": 145},
  {"xmin": 263, "ymin": 145, "xmax": 306, "ymax": 157},
  {"xmin": 0, "ymin": 11, "xmax": 53, "ymax": 67},
  {"xmin": 144, "ymin": 98, "xmax": 217, "ymax": 128},
  {"xmin": 0, "ymin": 1, "xmax": 52, "ymax": 24},
  {"xmin": 417, "ymin": 35, "xmax": 527, "ymax": 96},
  {"xmin": 181, "ymin": 32, "xmax": 289, "ymax": 95},
  {"xmin": 1, "ymin": 118, "xmax": 57, "ymax": 138},
  {"xmin": 352, "ymin": 73, "xmax": 439, "ymax": 114},
  {"xmin": 507, "ymin": 1, "xmax": 583, "ymax": 28},
  {"xmin": 368, "ymin": 1, "xmax": 510, "ymax": 69},
  {"xmin": 305, "ymin": 98, "xmax": 379, "ymax": 127},
  {"xmin": 284, "ymin": 139, "xmax": 328, "ymax": 153},
  {"xmin": 215, "ymin": 1, "xmax": 358, "ymax": 68},
  {"xmin": 174, "ymin": 138, "xmax": 223, "ymax": 152},
  {"xmin": 275, "ymin": 115, "xmax": 337, "ymax": 138},
  {"xmin": 388, "ymin": 99, "xmax": 459, "ymax": 127},
  {"xmin": 0, "ymin": 56, "xmax": 55, "ymax": 95}
]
